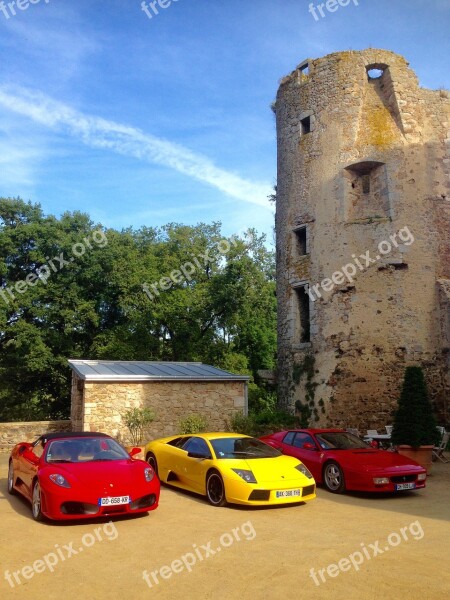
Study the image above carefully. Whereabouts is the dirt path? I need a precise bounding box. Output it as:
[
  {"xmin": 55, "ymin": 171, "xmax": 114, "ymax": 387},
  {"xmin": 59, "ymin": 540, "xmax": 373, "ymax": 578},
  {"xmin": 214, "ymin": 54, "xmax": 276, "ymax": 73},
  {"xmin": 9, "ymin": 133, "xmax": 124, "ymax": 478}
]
[{"xmin": 1, "ymin": 454, "xmax": 449, "ymax": 600}]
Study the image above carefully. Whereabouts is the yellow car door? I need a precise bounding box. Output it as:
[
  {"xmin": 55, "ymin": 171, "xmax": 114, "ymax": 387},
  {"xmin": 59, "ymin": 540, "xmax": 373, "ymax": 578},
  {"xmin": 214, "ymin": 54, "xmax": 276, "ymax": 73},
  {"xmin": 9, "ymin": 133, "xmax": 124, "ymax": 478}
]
[{"xmin": 177, "ymin": 437, "xmax": 213, "ymax": 494}]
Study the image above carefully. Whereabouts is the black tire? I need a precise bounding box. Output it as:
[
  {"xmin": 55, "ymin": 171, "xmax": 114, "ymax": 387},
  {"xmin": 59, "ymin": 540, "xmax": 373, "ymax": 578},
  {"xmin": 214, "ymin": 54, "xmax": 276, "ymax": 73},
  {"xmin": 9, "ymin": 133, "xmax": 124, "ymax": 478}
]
[
  {"xmin": 206, "ymin": 471, "xmax": 226, "ymax": 507},
  {"xmin": 31, "ymin": 480, "xmax": 44, "ymax": 522},
  {"xmin": 323, "ymin": 461, "xmax": 346, "ymax": 494},
  {"xmin": 146, "ymin": 452, "xmax": 159, "ymax": 477},
  {"xmin": 7, "ymin": 461, "xmax": 15, "ymax": 495}
]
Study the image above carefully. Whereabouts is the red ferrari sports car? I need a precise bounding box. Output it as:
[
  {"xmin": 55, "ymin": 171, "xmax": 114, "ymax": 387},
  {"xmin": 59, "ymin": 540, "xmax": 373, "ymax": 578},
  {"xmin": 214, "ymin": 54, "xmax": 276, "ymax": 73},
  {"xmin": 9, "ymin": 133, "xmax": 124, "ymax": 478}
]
[
  {"xmin": 8, "ymin": 432, "xmax": 160, "ymax": 521},
  {"xmin": 260, "ymin": 429, "xmax": 427, "ymax": 494}
]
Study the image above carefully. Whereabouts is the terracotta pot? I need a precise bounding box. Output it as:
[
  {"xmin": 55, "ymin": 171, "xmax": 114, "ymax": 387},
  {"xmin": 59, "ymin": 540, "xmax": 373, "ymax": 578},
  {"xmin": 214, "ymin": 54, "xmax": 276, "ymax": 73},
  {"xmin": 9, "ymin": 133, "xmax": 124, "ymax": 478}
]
[{"xmin": 396, "ymin": 445, "xmax": 434, "ymax": 474}]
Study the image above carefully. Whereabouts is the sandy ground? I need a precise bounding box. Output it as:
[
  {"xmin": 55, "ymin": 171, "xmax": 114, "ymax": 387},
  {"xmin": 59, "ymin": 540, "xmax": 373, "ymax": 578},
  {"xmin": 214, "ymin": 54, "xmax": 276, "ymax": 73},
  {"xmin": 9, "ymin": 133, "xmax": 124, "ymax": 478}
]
[{"xmin": 0, "ymin": 453, "xmax": 449, "ymax": 600}]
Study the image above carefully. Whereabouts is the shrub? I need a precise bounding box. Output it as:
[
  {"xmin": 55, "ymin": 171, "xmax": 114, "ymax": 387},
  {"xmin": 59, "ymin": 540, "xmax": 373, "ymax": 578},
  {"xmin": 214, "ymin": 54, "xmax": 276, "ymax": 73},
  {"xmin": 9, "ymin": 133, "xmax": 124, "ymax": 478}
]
[
  {"xmin": 391, "ymin": 366, "xmax": 440, "ymax": 448},
  {"xmin": 179, "ymin": 414, "xmax": 209, "ymax": 434},
  {"xmin": 226, "ymin": 412, "xmax": 258, "ymax": 436},
  {"xmin": 122, "ymin": 407, "xmax": 155, "ymax": 445},
  {"xmin": 226, "ymin": 409, "xmax": 299, "ymax": 437}
]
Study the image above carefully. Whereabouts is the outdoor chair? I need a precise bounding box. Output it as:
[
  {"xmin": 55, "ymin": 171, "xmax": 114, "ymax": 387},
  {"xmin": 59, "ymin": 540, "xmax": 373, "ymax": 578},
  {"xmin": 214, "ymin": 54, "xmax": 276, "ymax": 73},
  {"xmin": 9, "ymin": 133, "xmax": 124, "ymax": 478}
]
[
  {"xmin": 346, "ymin": 428, "xmax": 360, "ymax": 437},
  {"xmin": 432, "ymin": 431, "xmax": 449, "ymax": 463},
  {"xmin": 366, "ymin": 429, "xmax": 378, "ymax": 437}
]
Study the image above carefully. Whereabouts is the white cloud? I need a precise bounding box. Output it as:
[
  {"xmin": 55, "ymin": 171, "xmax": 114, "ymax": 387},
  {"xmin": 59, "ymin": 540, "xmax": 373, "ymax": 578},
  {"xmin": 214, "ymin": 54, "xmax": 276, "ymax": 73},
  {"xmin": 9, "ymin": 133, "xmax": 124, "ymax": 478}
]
[{"xmin": 0, "ymin": 86, "xmax": 273, "ymax": 209}]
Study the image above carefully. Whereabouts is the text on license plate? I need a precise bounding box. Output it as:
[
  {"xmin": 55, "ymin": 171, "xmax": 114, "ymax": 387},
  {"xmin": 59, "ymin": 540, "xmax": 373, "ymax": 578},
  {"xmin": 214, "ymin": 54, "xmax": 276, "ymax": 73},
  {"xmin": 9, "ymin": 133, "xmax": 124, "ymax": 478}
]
[
  {"xmin": 275, "ymin": 489, "xmax": 301, "ymax": 498},
  {"xmin": 395, "ymin": 483, "xmax": 415, "ymax": 491},
  {"xmin": 98, "ymin": 495, "xmax": 130, "ymax": 506}
]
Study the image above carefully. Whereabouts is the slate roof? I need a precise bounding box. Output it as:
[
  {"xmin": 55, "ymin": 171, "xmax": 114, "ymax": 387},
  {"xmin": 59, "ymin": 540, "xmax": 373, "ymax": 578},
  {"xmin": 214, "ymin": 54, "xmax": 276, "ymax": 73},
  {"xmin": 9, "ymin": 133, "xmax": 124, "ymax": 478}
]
[{"xmin": 68, "ymin": 360, "xmax": 250, "ymax": 382}]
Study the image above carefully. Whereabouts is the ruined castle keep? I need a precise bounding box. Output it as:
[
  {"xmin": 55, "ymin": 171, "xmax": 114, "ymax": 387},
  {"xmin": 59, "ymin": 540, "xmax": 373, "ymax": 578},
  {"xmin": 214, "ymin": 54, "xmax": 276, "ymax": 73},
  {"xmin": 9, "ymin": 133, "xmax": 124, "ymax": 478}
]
[{"xmin": 274, "ymin": 49, "xmax": 450, "ymax": 428}]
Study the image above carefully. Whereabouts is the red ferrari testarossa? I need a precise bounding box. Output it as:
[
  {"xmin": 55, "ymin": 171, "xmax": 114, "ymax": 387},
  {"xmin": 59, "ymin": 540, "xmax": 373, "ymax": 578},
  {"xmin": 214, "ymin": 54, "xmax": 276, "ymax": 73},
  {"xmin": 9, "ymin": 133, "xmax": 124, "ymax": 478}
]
[
  {"xmin": 260, "ymin": 429, "xmax": 427, "ymax": 494},
  {"xmin": 8, "ymin": 431, "xmax": 160, "ymax": 521}
]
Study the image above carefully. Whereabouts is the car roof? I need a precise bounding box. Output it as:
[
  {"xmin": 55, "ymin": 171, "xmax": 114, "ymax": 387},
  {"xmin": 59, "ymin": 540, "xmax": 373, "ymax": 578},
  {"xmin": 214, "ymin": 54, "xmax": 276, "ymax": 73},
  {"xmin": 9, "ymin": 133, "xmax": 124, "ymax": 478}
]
[
  {"xmin": 284, "ymin": 429, "xmax": 345, "ymax": 434},
  {"xmin": 167, "ymin": 432, "xmax": 252, "ymax": 442},
  {"xmin": 38, "ymin": 432, "xmax": 111, "ymax": 444}
]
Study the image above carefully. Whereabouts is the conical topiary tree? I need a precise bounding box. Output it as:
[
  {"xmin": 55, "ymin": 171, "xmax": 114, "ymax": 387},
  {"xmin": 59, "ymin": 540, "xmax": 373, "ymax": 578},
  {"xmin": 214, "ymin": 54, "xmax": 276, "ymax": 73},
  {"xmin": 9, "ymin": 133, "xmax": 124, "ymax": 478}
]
[{"xmin": 391, "ymin": 366, "xmax": 440, "ymax": 448}]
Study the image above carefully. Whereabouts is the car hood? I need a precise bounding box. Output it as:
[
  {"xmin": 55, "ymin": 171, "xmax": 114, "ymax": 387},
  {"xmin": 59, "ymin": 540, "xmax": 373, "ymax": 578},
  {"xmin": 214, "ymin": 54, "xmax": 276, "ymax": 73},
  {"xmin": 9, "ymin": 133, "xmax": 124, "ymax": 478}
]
[
  {"xmin": 337, "ymin": 449, "xmax": 424, "ymax": 472},
  {"xmin": 42, "ymin": 459, "xmax": 147, "ymax": 488},
  {"xmin": 225, "ymin": 455, "xmax": 312, "ymax": 484}
]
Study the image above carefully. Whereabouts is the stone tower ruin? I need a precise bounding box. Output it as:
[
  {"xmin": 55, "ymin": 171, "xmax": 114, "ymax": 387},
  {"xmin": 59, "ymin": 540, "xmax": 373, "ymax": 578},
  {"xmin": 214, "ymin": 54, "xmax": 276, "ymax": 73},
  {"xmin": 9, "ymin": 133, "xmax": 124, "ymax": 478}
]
[{"xmin": 274, "ymin": 49, "xmax": 450, "ymax": 429}]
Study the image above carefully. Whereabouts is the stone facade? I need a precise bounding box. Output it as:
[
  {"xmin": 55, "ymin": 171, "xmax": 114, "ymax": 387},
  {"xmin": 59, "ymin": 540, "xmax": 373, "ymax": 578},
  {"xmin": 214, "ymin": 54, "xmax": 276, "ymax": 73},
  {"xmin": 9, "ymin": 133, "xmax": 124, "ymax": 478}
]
[
  {"xmin": 0, "ymin": 420, "xmax": 71, "ymax": 452},
  {"xmin": 274, "ymin": 49, "xmax": 450, "ymax": 429},
  {"xmin": 70, "ymin": 373, "xmax": 247, "ymax": 444}
]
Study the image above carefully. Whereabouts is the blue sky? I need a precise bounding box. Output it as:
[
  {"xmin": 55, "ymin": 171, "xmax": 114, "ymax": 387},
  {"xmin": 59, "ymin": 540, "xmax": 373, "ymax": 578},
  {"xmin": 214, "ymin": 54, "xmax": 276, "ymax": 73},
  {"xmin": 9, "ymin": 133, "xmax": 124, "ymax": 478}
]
[{"xmin": 0, "ymin": 0, "xmax": 448, "ymax": 242}]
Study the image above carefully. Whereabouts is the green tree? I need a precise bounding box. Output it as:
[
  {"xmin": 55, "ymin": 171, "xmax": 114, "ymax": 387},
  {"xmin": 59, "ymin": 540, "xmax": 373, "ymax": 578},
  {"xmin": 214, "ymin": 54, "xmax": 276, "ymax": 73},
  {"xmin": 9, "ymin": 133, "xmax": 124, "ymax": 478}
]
[
  {"xmin": 0, "ymin": 198, "xmax": 277, "ymax": 421},
  {"xmin": 391, "ymin": 366, "xmax": 440, "ymax": 448}
]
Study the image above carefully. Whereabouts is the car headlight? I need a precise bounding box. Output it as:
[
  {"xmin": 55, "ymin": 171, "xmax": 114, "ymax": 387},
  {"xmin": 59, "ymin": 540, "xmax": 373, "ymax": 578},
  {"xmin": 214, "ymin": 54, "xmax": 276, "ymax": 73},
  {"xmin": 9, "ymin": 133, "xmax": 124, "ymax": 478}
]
[
  {"xmin": 49, "ymin": 474, "xmax": 71, "ymax": 488},
  {"xmin": 232, "ymin": 469, "xmax": 257, "ymax": 483},
  {"xmin": 144, "ymin": 467, "xmax": 154, "ymax": 482},
  {"xmin": 295, "ymin": 464, "xmax": 314, "ymax": 479},
  {"xmin": 418, "ymin": 473, "xmax": 426, "ymax": 481},
  {"xmin": 373, "ymin": 477, "xmax": 390, "ymax": 485}
]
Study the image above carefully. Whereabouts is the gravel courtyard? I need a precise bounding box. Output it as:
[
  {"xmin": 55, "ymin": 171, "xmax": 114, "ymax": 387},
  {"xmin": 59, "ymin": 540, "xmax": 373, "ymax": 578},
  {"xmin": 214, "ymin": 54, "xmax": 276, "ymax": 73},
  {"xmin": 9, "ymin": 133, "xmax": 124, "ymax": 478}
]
[{"xmin": 1, "ymin": 454, "xmax": 449, "ymax": 600}]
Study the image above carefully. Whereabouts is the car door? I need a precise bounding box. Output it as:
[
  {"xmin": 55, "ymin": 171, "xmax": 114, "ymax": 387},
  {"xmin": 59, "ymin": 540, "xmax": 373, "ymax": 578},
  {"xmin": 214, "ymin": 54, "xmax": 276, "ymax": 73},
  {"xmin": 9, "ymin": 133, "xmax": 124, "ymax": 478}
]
[
  {"xmin": 20, "ymin": 440, "xmax": 44, "ymax": 497},
  {"xmin": 177, "ymin": 437, "xmax": 213, "ymax": 494},
  {"xmin": 280, "ymin": 431, "xmax": 322, "ymax": 480}
]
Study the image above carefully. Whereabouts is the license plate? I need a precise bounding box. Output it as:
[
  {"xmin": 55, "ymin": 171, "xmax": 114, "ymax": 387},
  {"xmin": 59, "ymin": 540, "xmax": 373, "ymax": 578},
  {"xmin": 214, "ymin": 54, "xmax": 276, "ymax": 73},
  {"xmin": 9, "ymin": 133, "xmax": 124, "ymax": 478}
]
[
  {"xmin": 395, "ymin": 483, "xmax": 415, "ymax": 491},
  {"xmin": 275, "ymin": 489, "xmax": 301, "ymax": 498},
  {"xmin": 98, "ymin": 495, "xmax": 130, "ymax": 506}
]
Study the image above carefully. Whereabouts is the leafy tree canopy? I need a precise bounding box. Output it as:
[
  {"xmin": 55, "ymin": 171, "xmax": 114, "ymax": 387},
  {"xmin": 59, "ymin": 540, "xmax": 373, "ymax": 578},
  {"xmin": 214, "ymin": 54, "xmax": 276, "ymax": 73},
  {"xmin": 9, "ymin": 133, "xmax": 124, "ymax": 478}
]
[{"xmin": 0, "ymin": 197, "xmax": 276, "ymax": 421}]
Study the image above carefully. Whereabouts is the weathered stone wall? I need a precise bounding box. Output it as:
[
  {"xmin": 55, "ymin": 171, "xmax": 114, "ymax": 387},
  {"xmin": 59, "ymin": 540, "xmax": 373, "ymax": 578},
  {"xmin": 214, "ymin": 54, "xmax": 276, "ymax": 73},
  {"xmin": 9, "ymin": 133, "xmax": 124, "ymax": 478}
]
[
  {"xmin": 75, "ymin": 379, "xmax": 247, "ymax": 444},
  {"xmin": 0, "ymin": 420, "xmax": 72, "ymax": 452},
  {"xmin": 275, "ymin": 49, "xmax": 450, "ymax": 429},
  {"xmin": 70, "ymin": 372, "xmax": 84, "ymax": 431}
]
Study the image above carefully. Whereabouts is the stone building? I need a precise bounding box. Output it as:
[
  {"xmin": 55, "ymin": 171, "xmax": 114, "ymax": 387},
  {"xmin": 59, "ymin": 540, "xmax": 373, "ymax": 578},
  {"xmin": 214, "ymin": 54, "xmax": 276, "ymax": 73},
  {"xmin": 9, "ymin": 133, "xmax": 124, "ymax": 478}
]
[
  {"xmin": 274, "ymin": 49, "xmax": 450, "ymax": 429},
  {"xmin": 69, "ymin": 360, "xmax": 248, "ymax": 442}
]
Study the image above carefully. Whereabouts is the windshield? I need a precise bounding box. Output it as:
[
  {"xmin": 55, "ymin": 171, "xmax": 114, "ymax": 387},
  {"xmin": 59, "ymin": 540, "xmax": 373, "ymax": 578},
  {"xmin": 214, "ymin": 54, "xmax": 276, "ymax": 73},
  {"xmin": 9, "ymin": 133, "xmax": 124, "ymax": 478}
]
[
  {"xmin": 46, "ymin": 437, "xmax": 130, "ymax": 463},
  {"xmin": 315, "ymin": 432, "xmax": 372, "ymax": 450},
  {"xmin": 210, "ymin": 437, "xmax": 281, "ymax": 459}
]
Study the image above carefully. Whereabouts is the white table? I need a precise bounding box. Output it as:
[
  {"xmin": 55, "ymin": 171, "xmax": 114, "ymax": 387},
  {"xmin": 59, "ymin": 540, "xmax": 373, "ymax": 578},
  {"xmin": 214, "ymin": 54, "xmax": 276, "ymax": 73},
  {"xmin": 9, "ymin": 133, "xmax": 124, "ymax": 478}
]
[{"xmin": 363, "ymin": 433, "xmax": 393, "ymax": 450}]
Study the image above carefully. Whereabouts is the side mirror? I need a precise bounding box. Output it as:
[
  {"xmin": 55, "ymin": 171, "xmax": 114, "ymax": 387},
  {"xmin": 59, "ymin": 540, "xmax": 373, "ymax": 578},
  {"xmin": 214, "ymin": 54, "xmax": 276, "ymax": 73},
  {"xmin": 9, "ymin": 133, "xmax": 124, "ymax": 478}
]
[
  {"xmin": 129, "ymin": 447, "xmax": 142, "ymax": 458},
  {"xmin": 187, "ymin": 451, "xmax": 211, "ymax": 460},
  {"xmin": 302, "ymin": 442, "xmax": 317, "ymax": 451}
]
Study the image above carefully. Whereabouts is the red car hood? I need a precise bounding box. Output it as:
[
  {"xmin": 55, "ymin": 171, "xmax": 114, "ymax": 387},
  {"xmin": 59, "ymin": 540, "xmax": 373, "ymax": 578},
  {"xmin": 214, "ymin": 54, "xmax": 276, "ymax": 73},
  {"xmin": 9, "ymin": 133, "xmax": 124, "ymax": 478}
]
[
  {"xmin": 337, "ymin": 450, "xmax": 423, "ymax": 472},
  {"xmin": 41, "ymin": 459, "xmax": 147, "ymax": 489}
]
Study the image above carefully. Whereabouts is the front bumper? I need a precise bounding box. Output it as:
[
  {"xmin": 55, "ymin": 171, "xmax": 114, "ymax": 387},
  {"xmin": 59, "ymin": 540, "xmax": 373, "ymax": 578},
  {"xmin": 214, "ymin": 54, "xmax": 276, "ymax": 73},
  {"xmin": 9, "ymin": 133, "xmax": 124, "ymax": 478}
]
[
  {"xmin": 40, "ymin": 482, "xmax": 160, "ymax": 520},
  {"xmin": 224, "ymin": 476, "xmax": 316, "ymax": 506}
]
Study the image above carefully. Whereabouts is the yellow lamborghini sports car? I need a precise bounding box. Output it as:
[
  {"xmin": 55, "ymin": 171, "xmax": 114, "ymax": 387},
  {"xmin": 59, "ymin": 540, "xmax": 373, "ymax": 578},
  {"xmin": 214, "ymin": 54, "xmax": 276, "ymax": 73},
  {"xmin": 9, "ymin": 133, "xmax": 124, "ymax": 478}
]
[{"xmin": 144, "ymin": 433, "xmax": 316, "ymax": 507}]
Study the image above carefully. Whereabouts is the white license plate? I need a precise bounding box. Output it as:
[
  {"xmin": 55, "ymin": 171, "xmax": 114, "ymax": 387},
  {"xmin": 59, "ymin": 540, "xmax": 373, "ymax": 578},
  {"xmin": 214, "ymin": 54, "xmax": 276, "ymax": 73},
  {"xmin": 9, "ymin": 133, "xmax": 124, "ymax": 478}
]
[
  {"xmin": 395, "ymin": 483, "xmax": 415, "ymax": 491},
  {"xmin": 275, "ymin": 489, "xmax": 301, "ymax": 498},
  {"xmin": 98, "ymin": 495, "xmax": 130, "ymax": 506}
]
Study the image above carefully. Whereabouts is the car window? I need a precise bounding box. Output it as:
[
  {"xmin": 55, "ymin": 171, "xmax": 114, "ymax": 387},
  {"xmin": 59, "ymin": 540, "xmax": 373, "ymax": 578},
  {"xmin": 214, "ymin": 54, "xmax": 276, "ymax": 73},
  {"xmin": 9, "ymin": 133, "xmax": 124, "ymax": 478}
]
[
  {"xmin": 46, "ymin": 437, "xmax": 129, "ymax": 463},
  {"xmin": 183, "ymin": 437, "xmax": 211, "ymax": 457},
  {"xmin": 292, "ymin": 433, "xmax": 316, "ymax": 448},
  {"xmin": 282, "ymin": 431, "xmax": 295, "ymax": 445},
  {"xmin": 167, "ymin": 437, "xmax": 191, "ymax": 448},
  {"xmin": 211, "ymin": 437, "xmax": 281, "ymax": 459},
  {"xmin": 315, "ymin": 432, "xmax": 370, "ymax": 450}
]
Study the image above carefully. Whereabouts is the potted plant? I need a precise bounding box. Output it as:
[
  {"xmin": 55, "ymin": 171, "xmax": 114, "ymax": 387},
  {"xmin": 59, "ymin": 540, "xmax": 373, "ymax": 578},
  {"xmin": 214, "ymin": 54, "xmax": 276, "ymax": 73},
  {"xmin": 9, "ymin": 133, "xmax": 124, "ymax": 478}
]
[
  {"xmin": 391, "ymin": 366, "xmax": 440, "ymax": 473},
  {"xmin": 122, "ymin": 407, "xmax": 155, "ymax": 459}
]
